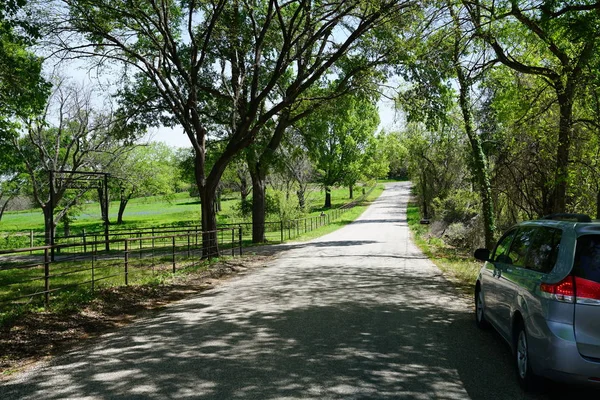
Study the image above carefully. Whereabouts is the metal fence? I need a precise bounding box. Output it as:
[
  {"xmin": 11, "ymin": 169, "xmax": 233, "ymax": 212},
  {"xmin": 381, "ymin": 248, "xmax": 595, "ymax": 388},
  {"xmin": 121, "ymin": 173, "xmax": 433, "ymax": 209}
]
[
  {"xmin": 0, "ymin": 184, "xmax": 376, "ymax": 309},
  {"xmin": 0, "ymin": 227, "xmax": 242, "ymax": 310}
]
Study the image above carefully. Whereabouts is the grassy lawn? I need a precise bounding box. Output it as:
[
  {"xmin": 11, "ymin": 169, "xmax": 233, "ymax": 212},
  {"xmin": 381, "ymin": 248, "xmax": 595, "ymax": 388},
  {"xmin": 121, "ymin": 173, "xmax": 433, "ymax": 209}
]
[
  {"xmin": 1, "ymin": 184, "xmax": 371, "ymax": 236},
  {"xmin": 406, "ymin": 203, "xmax": 481, "ymax": 295}
]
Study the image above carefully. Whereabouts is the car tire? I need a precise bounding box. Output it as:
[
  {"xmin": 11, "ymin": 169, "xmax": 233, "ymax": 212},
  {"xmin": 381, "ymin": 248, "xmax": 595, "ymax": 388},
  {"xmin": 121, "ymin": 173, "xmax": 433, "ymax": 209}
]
[
  {"xmin": 514, "ymin": 321, "xmax": 537, "ymax": 391},
  {"xmin": 475, "ymin": 286, "xmax": 489, "ymax": 329}
]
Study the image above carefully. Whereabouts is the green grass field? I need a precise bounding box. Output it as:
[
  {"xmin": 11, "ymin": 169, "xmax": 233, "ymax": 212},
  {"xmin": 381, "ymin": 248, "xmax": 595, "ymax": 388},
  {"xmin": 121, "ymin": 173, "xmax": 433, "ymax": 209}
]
[
  {"xmin": 0, "ymin": 183, "xmax": 385, "ymax": 321},
  {"xmin": 1, "ymin": 185, "xmax": 369, "ymax": 235}
]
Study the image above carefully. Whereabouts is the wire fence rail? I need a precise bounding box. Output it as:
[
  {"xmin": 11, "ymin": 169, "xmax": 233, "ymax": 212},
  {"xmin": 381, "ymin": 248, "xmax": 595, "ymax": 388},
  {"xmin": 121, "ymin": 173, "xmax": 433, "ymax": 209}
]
[
  {"xmin": 0, "ymin": 227, "xmax": 242, "ymax": 310},
  {"xmin": 0, "ymin": 185, "xmax": 376, "ymax": 309}
]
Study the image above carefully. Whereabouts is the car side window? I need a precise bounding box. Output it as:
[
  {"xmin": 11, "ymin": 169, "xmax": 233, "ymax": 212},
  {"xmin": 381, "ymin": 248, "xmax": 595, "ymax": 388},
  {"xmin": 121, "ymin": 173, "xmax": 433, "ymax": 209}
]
[
  {"xmin": 493, "ymin": 230, "xmax": 516, "ymax": 264},
  {"xmin": 507, "ymin": 228, "xmax": 536, "ymax": 268},
  {"xmin": 524, "ymin": 227, "xmax": 562, "ymax": 273}
]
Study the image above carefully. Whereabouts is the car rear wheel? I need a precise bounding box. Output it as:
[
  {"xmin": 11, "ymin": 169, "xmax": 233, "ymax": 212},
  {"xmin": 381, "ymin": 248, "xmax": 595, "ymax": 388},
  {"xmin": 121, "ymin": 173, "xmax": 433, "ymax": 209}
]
[
  {"xmin": 515, "ymin": 322, "xmax": 537, "ymax": 390},
  {"xmin": 475, "ymin": 286, "xmax": 489, "ymax": 329}
]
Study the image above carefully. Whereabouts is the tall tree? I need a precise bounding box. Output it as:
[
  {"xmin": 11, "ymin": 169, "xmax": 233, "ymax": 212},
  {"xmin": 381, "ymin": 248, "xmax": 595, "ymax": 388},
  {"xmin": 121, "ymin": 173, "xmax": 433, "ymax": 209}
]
[
  {"xmin": 0, "ymin": 0, "xmax": 49, "ymax": 166},
  {"xmin": 14, "ymin": 79, "xmax": 134, "ymax": 246},
  {"xmin": 50, "ymin": 0, "xmax": 415, "ymax": 254},
  {"xmin": 397, "ymin": 2, "xmax": 496, "ymax": 247},
  {"xmin": 108, "ymin": 143, "xmax": 177, "ymax": 224},
  {"xmin": 464, "ymin": 0, "xmax": 600, "ymax": 214},
  {"xmin": 300, "ymin": 95, "xmax": 380, "ymax": 208}
]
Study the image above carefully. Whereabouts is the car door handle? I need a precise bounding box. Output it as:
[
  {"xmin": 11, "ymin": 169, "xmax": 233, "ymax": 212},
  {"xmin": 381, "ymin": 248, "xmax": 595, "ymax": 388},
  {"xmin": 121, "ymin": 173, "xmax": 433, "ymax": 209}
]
[{"xmin": 493, "ymin": 270, "xmax": 502, "ymax": 278}]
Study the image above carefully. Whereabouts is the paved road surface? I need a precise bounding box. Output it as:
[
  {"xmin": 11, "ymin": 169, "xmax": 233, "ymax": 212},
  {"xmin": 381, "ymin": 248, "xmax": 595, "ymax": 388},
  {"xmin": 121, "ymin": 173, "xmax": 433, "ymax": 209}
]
[{"xmin": 1, "ymin": 182, "xmax": 596, "ymax": 399}]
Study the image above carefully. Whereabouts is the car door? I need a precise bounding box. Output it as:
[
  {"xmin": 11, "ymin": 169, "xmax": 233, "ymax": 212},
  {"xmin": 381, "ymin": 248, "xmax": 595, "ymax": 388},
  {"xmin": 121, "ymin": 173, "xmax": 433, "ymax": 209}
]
[
  {"xmin": 506, "ymin": 227, "xmax": 562, "ymax": 339},
  {"xmin": 494, "ymin": 227, "xmax": 538, "ymax": 338},
  {"xmin": 482, "ymin": 229, "xmax": 517, "ymax": 330}
]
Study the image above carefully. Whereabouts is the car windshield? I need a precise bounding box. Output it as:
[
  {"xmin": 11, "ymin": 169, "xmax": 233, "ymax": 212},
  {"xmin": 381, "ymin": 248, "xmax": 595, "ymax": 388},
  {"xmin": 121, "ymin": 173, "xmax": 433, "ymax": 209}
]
[{"xmin": 573, "ymin": 235, "xmax": 600, "ymax": 284}]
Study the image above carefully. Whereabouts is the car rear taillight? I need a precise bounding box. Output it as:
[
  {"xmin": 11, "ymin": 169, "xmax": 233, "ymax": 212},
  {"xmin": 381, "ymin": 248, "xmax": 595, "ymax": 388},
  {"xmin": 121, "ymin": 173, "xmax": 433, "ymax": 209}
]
[
  {"xmin": 540, "ymin": 276, "xmax": 600, "ymax": 304},
  {"xmin": 573, "ymin": 277, "xmax": 600, "ymax": 304},
  {"xmin": 540, "ymin": 276, "xmax": 575, "ymax": 303}
]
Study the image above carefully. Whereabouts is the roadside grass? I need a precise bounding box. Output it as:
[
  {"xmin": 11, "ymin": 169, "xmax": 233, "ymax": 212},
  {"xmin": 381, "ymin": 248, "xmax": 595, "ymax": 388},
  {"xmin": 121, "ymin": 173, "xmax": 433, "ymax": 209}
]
[
  {"xmin": 284, "ymin": 183, "xmax": 385, "ymax": 243},
  {"xmin": 406, "ymin": 203, "xmax": 481, "ymax": 295}
]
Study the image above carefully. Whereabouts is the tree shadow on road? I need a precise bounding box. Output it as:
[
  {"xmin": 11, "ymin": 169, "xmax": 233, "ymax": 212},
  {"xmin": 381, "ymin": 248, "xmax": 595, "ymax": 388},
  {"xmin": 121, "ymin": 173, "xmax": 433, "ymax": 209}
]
[{"xmin": 2, "ymin": 256, "xmax": 595, "ymax": 400}]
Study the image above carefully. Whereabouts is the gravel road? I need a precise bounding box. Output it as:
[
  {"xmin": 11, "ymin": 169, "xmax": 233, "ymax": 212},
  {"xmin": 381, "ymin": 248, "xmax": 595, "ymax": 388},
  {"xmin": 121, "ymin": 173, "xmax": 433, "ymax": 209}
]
[{"xmin": 0, "ymin": 182, "xmax": 595, "ymax": 399}]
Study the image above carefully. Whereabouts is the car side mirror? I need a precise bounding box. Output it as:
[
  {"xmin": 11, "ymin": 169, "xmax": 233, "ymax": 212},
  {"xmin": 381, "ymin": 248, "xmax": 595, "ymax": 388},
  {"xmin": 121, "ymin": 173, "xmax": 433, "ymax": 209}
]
[{"xmin": 474, "ymin": 248, "xmax": 491, "ymax": 262}]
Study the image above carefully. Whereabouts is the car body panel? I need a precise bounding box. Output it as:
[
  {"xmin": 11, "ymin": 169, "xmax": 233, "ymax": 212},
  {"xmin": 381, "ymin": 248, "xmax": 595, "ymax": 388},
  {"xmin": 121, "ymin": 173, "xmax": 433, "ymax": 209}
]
[
  {"xmin": 475, "ymin": 218, "xmax": 600, "ymax": 386},
  {"xmin": 573, "ymin": 233, "xmax": 600, "ymax": 360}
]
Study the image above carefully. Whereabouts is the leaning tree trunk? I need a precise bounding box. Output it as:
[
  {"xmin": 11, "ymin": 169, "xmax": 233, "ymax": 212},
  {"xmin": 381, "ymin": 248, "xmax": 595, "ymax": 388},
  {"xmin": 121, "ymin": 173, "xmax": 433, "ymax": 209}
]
[
  {"xmin": 0, "ymin": 198, "xmax": 10, "ymax": 222},
  {"xmin": 451, "ymin": 12, "xmax": 496, "ymax": 249},
  {"xmin": 117, "ymin": 193, "xmax": 132, "ymax": 224},
  {"xmin": 457, "ymin": 72, "xmax": 495, "ymax": 249},
  {"xmin": 349, "ymin": 185, "xmax": 353, "ymax": 199}
]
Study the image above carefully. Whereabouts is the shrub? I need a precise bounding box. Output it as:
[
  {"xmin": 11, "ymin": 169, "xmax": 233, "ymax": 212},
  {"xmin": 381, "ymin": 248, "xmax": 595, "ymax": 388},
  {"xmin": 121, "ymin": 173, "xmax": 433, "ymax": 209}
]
[{"xmin": 432, "ymin": 189, "xmax": 479, "ymax": 224}]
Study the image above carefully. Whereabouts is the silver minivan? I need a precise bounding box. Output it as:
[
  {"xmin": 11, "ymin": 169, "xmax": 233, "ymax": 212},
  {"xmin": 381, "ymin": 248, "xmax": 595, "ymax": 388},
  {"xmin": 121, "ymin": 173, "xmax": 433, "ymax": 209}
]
[{"xmin": 474, "ymin": 214, "xmax": 600, "ymax": 389}]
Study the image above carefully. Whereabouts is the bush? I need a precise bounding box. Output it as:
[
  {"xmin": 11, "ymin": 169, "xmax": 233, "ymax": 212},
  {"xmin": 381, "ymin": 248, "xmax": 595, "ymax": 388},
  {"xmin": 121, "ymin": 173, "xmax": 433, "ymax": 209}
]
[
  {"xmin": 234, "ymin": 190, "xmax": 299, "ymax": 221},
  {"xmin": 432, "ymin": 189, "xmax": 479, "ymax": 224}
]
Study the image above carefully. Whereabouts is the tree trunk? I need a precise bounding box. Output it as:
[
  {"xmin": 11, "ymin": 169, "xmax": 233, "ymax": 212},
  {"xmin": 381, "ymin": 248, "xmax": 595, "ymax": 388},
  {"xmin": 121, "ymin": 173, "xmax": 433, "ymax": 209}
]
[
  {"xmin": 216, "ymin": 190, "xmax": 222, "ymax": 213},
  {"xmin": 349, "ymin": 185, "xmax": 353, "ymax": 199},
  {"xmin": 97, "ymin": 187, "xmax": 107, "ymax": 223},
  {"xmin": 199, "ymin": 185, "xmax": 218, "ymax": 257},
  {"xmin": 117, "ymin": 193, "xmax": 131, "ymax": 225},
  {"xmin": 249, "ymin": 167, "xmax": 267, "ymax": 243},
  {"xmin": 421, "ymin": 170, "xmax": 429, "ymax": 219},
  {"xmin": 552, "ymin": 94, "xmax": 573, "ymax": 214},
  {"xmin": 0, "ymin": 199, "xmax": 9, "ymax": 222},
  {"xmin": 324, "ymin": 187, "xmax": 332, "ymax": 208},
  {"xmin": 453, "ymin": 21, "xmax": 496, "ymax": 249},
  {"xmin": 63, "ymin": 216, "xmax": 71, "ymax": 237},
  {"xmin": 194, "ymin": 149, "xmax": 219, "ymax": 258},
  {"xmin": 297, "ymin": 188, "xmax": 306, "ymax": 211},
  {"xmin": 43, "ymin": 206, "xmax": 55, "ymax": 247}
]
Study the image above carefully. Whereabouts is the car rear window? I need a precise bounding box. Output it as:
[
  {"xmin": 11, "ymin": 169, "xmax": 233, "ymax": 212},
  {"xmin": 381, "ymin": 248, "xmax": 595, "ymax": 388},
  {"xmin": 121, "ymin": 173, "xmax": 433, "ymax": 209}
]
[{"xmin": 573, "ymin": 235, "xmax": 600, "ymax": 284}]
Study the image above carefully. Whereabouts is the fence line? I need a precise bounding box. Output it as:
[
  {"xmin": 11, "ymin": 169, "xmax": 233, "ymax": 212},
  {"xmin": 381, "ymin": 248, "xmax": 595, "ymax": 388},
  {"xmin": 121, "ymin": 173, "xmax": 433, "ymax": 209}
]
[{"xmin": 0, "ymin": 184, "xmax": 376, "ymax": 309}]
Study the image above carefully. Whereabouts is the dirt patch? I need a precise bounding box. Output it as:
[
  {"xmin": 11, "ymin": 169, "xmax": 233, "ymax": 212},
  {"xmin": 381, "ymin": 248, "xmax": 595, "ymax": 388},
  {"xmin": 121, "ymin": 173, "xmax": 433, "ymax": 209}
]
[{"xmin": 0, "ymin": 255, "xmax": 274, "ymax": 379}]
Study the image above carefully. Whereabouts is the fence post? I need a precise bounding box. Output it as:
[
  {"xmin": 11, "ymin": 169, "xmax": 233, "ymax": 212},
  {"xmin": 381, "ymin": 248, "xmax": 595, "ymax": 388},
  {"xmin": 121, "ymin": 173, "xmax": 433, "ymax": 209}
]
[
  {"xmin": 91, "ymin": 240, "xmax": 95, "ymax": 292},
  {"xmin": 44, "ymin": 247, "xmax": 50, "ymax": 308},
  {"xmin": 239, "ymin": 225, "xmax": 243, "ymax": 256},
  {"xmin": 124, "ymin": 239, "xmax": 129, "ymax": 286},
  {"xmin": 187, "ymin": 234, "xmax": 191, "ymax": 257},
  {"xmin": 280, "ymin": 221, "xmax": 284, "ymax": 243},
  {"xmin": 30, "ymin": 230, "xmax": 34, "ymax": 255},
  {"xmin": 231, "ymin": 228, "xmax": 235, "ymax": 257},
  {"xmin": 82, "ymin": 229, "xmax": 87, "ymax": 253},
  {"xmin": 172, "ymin": 236, "xmax": 176, "ymax": 273}
]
